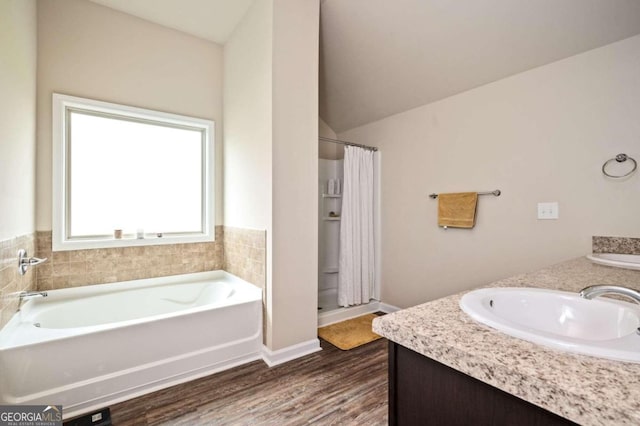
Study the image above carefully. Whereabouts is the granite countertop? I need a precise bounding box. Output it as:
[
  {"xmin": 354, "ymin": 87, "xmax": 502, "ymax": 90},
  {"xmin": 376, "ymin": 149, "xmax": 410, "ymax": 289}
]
[{"xmin": 373, "ymin": 257, "xmax": 640, "ymax": 426}]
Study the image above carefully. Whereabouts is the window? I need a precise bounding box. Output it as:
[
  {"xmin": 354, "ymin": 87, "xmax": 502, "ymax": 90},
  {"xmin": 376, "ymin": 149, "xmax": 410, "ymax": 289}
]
[{"xmin": 52, "ymin": 94, "xmax": 214, "ymax": 251}]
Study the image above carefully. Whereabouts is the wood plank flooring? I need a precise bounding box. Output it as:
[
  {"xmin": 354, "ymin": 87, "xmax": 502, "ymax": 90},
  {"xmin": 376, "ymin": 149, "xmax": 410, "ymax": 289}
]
[{"xmin": 105, "ymin": 338, "xmax": 388, "ymax": 425}]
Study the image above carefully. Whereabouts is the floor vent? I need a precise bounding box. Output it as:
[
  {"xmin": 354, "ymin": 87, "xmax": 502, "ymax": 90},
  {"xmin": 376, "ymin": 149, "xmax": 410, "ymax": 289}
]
[{"xmin": 64, "ymin": 408, "xmax": 111, "ymax": 426}]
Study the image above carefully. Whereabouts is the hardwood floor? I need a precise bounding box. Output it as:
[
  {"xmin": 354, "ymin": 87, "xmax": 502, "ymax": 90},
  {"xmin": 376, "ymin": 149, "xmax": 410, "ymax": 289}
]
[{"xmin": 105, "ymin": 338, "xmax": 388, "ymax": 425}]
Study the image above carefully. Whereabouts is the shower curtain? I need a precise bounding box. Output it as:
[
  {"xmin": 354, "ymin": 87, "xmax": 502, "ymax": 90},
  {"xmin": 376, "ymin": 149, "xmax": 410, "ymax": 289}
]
[{"xmin": 338, "ymin": 146, "xmax": 375, "ymax": 307}]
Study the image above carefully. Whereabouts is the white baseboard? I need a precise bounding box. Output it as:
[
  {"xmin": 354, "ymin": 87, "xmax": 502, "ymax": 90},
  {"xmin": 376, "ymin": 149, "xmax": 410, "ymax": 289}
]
[
  {"xmin": 261, "ymin": 301, "xmax": 402, "ymax": 367},
  {"xmin": 378, "ymin": 302, "xmax": 401, "ymax": 313},
  {"xmin": 261, "ymin": 338, "xmax": 322, "ymax": 367},
  {"xmin": 317, "ymin": 300, "xmax": 401, "ymax": 327}
]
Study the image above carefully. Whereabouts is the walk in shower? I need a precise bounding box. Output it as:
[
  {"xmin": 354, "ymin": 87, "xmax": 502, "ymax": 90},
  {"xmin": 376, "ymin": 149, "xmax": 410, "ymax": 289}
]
[{"xmin": 318, "ymin": 137, "xmax": 381, "ymax": 326}]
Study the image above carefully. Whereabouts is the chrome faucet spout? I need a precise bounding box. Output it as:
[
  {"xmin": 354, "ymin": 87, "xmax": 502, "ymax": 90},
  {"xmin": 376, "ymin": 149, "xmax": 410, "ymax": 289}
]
[
  {"xmin": 17, "ymin": 291, "xmax": 48, "ymax": 311},
  {"xmin": 579, "ymin": 285, "xmax": 640, "ymax": 305}
]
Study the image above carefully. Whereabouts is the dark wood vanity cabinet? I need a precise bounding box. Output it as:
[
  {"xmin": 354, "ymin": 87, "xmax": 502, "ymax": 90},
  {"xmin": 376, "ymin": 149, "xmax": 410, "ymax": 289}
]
[{"xmin": 388, "ymin": 342, "xmax": 578, "ymax": 426}]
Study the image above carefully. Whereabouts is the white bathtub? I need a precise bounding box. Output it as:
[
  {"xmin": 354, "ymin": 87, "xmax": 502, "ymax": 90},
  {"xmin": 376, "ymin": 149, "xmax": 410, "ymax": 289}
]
[{"xmin": 0, "ymin": 270, "xmax": 262, "ymax": 419}]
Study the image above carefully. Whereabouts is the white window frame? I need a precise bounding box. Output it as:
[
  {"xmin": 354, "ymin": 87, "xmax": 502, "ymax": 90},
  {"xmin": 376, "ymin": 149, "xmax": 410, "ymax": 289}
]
[{"xmin": 52, "ymin": 93, "xmax": 215, "ymax": 251}]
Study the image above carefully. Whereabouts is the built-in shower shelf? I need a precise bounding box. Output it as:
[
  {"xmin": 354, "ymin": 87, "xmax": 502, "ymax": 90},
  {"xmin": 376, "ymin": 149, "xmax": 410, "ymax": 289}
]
[
  {"xmin": 323, "ymin": 268, "xmax": 339, "ymax": 274},
  {"xmin": 323, "ymin": 217, "xmax": 341, "ymax": 221},
  {"xmin": 322, "ymin": 194, "xmax": 342, "ymax": 198}
]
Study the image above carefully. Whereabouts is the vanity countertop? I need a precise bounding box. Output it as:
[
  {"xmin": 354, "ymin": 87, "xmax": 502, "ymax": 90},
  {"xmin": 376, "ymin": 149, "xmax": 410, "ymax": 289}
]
[{"xmin": 373, "ymin": 257, "xmax": 640, "ymax": 426}]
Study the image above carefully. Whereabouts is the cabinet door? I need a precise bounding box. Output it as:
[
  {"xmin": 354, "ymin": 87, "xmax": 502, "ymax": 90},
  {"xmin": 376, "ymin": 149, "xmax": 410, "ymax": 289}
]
[{"xmin": 389, "ymin": 342, "xmax": 577, "ymax": 426}]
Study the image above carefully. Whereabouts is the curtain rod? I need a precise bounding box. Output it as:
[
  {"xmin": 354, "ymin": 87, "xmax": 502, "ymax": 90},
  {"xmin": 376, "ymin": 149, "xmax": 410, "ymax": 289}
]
[{"xmin": 319, "ymin": 136, "xmax": 378, "ymax": 152}]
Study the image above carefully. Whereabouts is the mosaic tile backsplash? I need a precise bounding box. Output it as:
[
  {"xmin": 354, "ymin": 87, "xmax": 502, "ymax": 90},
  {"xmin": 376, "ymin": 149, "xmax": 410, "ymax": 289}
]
[
  {"xmin": 35, "ymin": 228, "xmax": 225, "ymax": 291},
  {"xmin": 223, "ymin": 227, "xmax": 266, "ymax": 289},
  {"xmin": 34, "ymin": 226, "xmax": 266, "ymax": 289},
  {"xmin": 0, "ymin": 233, "xmax": 37, "ymax": 328}
]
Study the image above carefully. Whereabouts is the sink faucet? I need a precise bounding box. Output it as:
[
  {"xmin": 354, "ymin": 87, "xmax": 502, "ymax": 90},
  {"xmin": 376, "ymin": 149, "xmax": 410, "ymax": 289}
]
[
  {"xmin": 579, "ymin": 285, "xmax": 640, "ymax": 305},
  {"xmin": 17, "ymin": 291, "xmax": 48, "ymax": 311}
]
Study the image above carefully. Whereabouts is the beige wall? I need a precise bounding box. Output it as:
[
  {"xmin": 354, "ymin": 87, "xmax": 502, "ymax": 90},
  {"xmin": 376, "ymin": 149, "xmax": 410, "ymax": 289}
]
[
  {"xmin": 224, "ymin": 0, "xmax": 319, "ymax": 350},
  {"xmin": 0, "ymin": 0, "xmax": 37, "ymax": 328},
  {"xmin": 223, "ymin": 0, "xmax": 273, "ymax": 346},
  {"xmin": 223, "ymin": 0, "xmax": 273, "ymax": 230},
  {"xmin": 319, "ymin": 117, "xmax": 336, "ymax": 139},
  {"xmin": 36, "ymin": 0, "xmax": 224, "ymax": 231},
  {"xmin": 270, "ymin": 0, "xmax": 320, "ymax": 350},
  {"xmin": 319, "ymin": 117, "xmax": 343, "ymax": 160},
  {"xmin": 340, "ymin": 35, "xmax": 640, "ymax": 308},
  {"xmin": 0, "ymin": 0, "xmax": 37, "ymax": 241}
]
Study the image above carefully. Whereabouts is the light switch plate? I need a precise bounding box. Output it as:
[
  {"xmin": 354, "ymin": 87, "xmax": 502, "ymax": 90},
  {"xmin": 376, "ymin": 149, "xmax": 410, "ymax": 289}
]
[{"xmin": 537, "ymin": 202, "xmax": 559, "ymax": 219}]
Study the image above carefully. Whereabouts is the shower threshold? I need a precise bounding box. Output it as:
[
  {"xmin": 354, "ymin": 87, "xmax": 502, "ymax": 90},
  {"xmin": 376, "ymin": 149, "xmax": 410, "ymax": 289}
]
[{"xmin": 317, "ymin": 300, "xmax": 382, "ymax": 327}]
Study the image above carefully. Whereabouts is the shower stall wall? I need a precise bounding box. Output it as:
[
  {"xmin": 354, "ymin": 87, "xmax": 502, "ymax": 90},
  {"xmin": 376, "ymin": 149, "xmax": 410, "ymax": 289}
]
[{"xmin": 318, "ymin": 159, "xmax": 344, "ymax": 311}]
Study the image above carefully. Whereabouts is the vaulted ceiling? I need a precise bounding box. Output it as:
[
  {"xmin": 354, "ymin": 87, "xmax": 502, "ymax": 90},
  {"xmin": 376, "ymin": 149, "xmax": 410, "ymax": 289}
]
[
  {"xmin": 319, "ymin": 0, "xmax": 640, "ymax": 132},
  {"xmin": 88, "ymin": 0, "xmax": 640, "ymax": 133}
]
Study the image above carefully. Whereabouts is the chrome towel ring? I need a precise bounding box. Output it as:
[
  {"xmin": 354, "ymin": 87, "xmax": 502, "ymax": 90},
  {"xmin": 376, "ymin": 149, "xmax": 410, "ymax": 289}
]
[{"xmin": 602, "ymin": 153, "xmax": 637, "ymax": 178}]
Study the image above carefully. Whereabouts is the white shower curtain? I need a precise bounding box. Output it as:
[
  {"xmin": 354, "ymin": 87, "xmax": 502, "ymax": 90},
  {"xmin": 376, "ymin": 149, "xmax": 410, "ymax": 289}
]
[{"xmin": 338, "ymin": 146, "xmax": 375, "ymax": 307}]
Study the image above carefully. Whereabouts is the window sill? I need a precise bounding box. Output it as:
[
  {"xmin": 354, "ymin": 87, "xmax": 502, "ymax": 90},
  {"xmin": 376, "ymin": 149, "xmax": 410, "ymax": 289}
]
[{"xmin": 52, "ymin": 233, "xmax": 215, "ymax": 252}]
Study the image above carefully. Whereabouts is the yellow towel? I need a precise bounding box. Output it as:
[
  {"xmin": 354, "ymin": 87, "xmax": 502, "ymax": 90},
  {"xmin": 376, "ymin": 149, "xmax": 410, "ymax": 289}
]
[{"xmin": 438, "ymin": 192, "xmax": 478, "ymax": 228}]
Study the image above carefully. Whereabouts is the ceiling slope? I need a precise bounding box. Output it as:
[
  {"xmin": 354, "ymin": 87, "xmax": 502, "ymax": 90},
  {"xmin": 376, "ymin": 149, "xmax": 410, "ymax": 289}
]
[
  {"xmin": 320, "ymin": 0, "xmax": 640, "ymax": 133},
  {"xmin": 88, "ymin": 0, "xmax": 253, "ymax": 44}
]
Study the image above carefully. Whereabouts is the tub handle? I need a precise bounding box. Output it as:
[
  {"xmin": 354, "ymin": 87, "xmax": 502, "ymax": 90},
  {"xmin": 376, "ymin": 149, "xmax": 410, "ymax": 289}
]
[{"xmin": 18, "ymin": 249, "xmax": 48, "ymax": 275}]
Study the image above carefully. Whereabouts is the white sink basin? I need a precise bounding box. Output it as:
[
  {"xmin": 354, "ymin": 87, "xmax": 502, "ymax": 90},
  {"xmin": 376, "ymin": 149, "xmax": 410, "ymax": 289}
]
[
  {"xmin": 460, "ymin": 287, "xmax": 640, "ymax": 363},
  {"xmin": 587, "ymin": 253, "xmax": 640, "ymax": 270}
]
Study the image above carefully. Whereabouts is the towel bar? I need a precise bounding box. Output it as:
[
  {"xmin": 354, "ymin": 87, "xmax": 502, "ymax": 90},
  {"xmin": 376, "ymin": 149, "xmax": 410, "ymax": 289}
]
[{"xmin": 429, "ymin": 190, "xmax": 501, "ymax": 199}]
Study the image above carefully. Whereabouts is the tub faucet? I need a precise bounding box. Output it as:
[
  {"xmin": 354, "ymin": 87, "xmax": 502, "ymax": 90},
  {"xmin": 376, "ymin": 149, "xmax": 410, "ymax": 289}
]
[
  {"xmin": 17, "ymin": 291, "xmax": 48, "ymax": 311},
  {"xmin": 579, "ymin": 285, "xmax": 640, "ymax": 305},
  {"xmin": 17, "ymin": 249, "xmax": 48, "ymax": 275}
]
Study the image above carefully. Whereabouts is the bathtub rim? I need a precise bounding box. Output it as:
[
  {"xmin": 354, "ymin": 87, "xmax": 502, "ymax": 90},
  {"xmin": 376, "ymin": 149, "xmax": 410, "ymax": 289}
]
[
  {"xmin": 0, "ymin": 270, "xmax": 262, "ymax": 351},
  {"xmin": 23, "ymin": 269, "xmax": 256, "ymax": 303}
]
